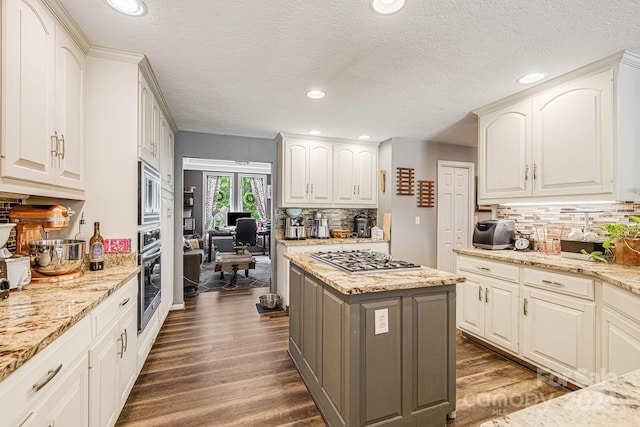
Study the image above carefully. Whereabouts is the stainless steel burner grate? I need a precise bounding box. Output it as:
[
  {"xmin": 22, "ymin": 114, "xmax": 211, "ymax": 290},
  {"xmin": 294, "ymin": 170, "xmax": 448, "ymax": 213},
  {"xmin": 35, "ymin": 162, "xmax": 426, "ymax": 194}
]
[{"xmin": 310, "ymin": 250, "xmax": 421, "ymax": 274}]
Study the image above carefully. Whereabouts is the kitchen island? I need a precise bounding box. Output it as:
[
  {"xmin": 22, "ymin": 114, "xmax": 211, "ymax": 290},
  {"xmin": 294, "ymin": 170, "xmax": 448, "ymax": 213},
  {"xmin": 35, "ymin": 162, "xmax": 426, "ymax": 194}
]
[{"xmin": 285, "ymin": 252, "xmax": 465, "ymax": 427}]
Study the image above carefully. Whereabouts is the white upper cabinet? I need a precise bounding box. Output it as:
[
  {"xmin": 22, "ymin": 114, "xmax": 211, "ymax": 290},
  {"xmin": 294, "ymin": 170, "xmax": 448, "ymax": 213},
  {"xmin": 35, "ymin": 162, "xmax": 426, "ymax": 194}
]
[
  {"xmin": 278, "ymin": 134, "xmax": 378, "ymax": 208},
  {"xmin": 280, "ymin": 137, "xmax": 332, "ymax": 206},
  {"xmin": 2, "ymin": 0, "xmax": 86, "ymax": 197},
  {"xmin": 160, "ymin": 112, "xmax": 174, "ymax": 192},
  {"xmin": 138, "ymin": 72, "xmax": 160, "ymax": 171},
  {"xmin": 333, "ymin": 144, "xmax": 377, "ymax": 206},
  {"xmin": 476, "ymin": 51, "xmax": 640, "ymax": 204}
]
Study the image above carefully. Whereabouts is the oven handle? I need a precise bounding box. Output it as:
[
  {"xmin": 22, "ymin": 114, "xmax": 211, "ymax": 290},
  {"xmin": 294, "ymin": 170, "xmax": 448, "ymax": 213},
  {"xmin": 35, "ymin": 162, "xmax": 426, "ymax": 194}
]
[{"xmin": 141, "ymin": 247, "xmax": 162, "ymax": 261}]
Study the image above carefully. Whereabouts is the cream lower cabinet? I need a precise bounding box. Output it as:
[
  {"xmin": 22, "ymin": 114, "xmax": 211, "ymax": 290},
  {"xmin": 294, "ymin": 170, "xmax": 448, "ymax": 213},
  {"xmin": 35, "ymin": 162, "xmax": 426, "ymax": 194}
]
[
  {"xmin": 22, "ymin": 355, "xmax": 89, "ymax": 427},
  {"xmin": 89, "ymin": 279, "xmax": 138, "ymax": 427},
  {"xmin": 456, "ymin": 256, "xmax": 520, "ymax": 353},
  {"xmin": 601, "ymin": 283, "xmax": 640, "ymax": 379},
  {"xmin": 521, "ymin": 268, "xmax": 596, "ymax": 386}
]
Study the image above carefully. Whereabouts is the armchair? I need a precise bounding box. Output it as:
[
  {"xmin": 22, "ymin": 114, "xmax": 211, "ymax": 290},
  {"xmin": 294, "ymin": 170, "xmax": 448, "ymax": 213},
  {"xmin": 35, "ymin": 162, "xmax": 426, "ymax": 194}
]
[{"xmin": 183, "ymin": 238, "xmax": 204, "ymax": 297}]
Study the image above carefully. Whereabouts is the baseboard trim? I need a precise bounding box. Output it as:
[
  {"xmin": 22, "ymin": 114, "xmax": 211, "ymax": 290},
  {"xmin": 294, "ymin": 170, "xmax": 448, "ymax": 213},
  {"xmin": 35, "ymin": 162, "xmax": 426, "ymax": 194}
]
[{"xmin": 170, "ymin": 303, "xmax": 185, "ymax": 311}]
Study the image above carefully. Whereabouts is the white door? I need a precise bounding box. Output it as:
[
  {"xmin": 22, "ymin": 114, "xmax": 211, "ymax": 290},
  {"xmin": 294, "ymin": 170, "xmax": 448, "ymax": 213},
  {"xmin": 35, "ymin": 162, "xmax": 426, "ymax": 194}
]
[
  {"xmin": 333, "ymin": 145, "xmax": 356, "ymax": 203},
  {"xmin": 308, "ymin": 141, "xmax": 332, "ymax": 204},
  {"xmin": 354, "ymin": 145, "xmax": 377, "ymax": 204},
  {"xmin": 437, "ymin": 161, "xmax": 473, "ymax": 273},
  {"xmin": 283, "ymin": 140, "xmax": 309, "ymax": 204},
  {"xmin": 484, "ymin": 279, "xmax": 520, "ymax": 353}
]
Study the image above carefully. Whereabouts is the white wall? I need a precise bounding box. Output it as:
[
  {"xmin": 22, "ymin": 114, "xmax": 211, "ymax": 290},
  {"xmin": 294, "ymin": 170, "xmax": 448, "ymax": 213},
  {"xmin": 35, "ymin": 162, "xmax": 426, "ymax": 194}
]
[{"xmin": 383, "ymin": 138, "xmax": 477, "ymax": 267}]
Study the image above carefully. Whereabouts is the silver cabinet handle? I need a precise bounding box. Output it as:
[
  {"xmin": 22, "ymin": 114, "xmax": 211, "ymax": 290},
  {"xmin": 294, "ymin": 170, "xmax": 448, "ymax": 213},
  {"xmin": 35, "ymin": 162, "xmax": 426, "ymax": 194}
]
[
  {"xmin": 118, "ymin": 334, "xmax": 124, "ymax": 358},
  {"xmin": 50, "ymin": 132, "xmax": 59, "ymax": 157},
  {"xmin": 524, "ymin": 298, "xmax": 529, "ymax": 316},
  {"xmin": 33, "ymin": 364, "xmax": 62, "ymax": 392},
  {"xmin": 353, "ymin": 185, "xmax": 357, "ymax": 196},
  {"xmin": 310, "ymin": 183, "xmax": 314, "ymax": 195},
  {"xmin": 485, "ymin": 288, "xmax": 489, "ymax": 303},
  {"xmin": 524, "ymin": 164, "xmax": 529, "ymax": 181},
  {"xmin": 357, "ymin": 185, "xmax": 360, "ymax": 195},
  {"xmin": 533, "ymin": 163, "xmax": 537, "ymax": 180},
  {"xmin": 306, "ymin": 183, "xmax": 309, "ymax": 194},
  {"xmin": 476, "ymin": 266, "xmax": 491, "ymax": 272},
  {"xmin": 123, "ymin": 328, "xmax": 128, "ymax": 353},
  {"xmin": 119, "ymin": 297, "xmax": 131, "ymax": 307},
  {"xmin": 58, "ymin": 134, "xmax": 65, "ymax": 159},
  {"xmin": 478, "ymin": 286, "xmax": 483, "ymax": 301},
  {"xmin": 541, "ymin": 279, "xmax": 565, "ymax": 287}
]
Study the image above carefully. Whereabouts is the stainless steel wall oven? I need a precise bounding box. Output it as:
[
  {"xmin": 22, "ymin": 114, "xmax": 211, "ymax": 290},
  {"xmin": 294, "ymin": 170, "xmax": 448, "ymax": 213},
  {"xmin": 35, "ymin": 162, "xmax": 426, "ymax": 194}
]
[{"xmin": 138, "ymin": 226, "xmax": 161, "ymax": 332}]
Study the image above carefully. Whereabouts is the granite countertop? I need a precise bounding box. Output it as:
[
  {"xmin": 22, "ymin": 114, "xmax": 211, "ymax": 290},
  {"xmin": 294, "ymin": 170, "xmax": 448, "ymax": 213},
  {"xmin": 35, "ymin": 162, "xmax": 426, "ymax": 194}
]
[
  {"xmin": 482, "ymin": 368, "xmax": 640, "ymax": 426},
  {"xmin": 285, "ymin": 252, "xmax": 465, "ymax": 295},
  {"xmin": 455, "ymin": 248, "xmax": 640, "ymax": 296},
  {"xmin": 0, "ymin": 265, "xmax": 140, "ymax": 382},
  {"xmin": 276, "ymin": 237, "xmax": 390, "ymax": 246}
]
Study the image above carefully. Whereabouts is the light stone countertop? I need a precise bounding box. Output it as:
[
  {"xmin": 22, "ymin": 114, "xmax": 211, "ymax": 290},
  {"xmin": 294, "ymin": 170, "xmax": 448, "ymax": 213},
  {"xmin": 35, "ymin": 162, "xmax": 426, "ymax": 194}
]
[
  {"xmin": 455, "ymin": 248, "xmax": 640, "ymax": 296},
  {"xmin": 276, "ymin": 237, "xmax": 390, "ymax": 246},
  {"xmin": 481, "ymin": 368, "xmax": 640, "ymax": 426},
  {"xmin": 0, "ymin": 265, "xmax": 140, "ymax": 382},
  {"xmin": 285, "ymin": 252, "xmax": 464, "ymax": 295}
]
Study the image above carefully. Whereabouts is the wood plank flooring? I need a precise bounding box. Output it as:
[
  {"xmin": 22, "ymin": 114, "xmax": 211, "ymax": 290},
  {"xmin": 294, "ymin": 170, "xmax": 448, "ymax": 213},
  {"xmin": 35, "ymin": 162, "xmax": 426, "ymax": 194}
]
[{"xmin": 117, "ymin": 288, "xmax": 570, "ymax": 427}]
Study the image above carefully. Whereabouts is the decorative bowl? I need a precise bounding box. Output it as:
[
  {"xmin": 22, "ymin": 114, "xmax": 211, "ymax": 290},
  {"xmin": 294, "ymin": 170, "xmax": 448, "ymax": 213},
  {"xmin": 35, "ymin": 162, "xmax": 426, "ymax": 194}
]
[
  {"xmin": 330, "ymin": 229, "xmax": 349, "ymax": 238},
  {"xmin": 285, "ymin": 208, "xmax": 302, "ymax": 218}
]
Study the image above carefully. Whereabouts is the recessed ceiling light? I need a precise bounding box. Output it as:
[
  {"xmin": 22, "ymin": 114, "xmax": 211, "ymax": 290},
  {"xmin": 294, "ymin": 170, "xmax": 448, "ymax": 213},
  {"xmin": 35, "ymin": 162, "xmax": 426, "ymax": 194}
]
[
  {"xmin": 370, "ymin": 0, "xmax": 405, "ymax": 15},
  {"xmin": 517, "ymin": 72, "xmax": 546, "ymax": 84},
  {"xmin": 105, "ymin": 0, "xmax": 146, "ymax": 16},
  {"xmin": 309, "ymin": 130, "xmax": 322, "ymax": 136},
  {"xmin": 358, "ymin": 135, "xmax": 371, "ymax": 140},
  {"xmin": 306, "ymin": 89, "xmax": 326, "ymax": 99}
]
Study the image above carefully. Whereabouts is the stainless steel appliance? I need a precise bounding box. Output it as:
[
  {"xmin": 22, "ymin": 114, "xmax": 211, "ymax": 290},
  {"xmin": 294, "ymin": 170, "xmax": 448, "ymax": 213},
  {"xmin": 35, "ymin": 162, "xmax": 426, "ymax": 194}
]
[
  {"xmin": 284, "ymin": 215, "xmax": 306, "ymax": 240},
  {"xmin": 310, "ymin": 250, "xmax": 421, "ymax": 274},
  {"xmin": 353, "ymin": 213, "xmax": 372, "ymax": 238},
  {"xmin": 472, "ymin": 219, "xmax": 515, "ymax": 250},
  {"xmin": 138, "ymin": 161, "xmax": 161, "ymax": 225},
  {"xmin": 0, "ymin": 260, "xmax": 9, "ymax": 299},
  {"xmin": 310, "ymin": 212, "xmax": 329, "ymax": 239},
  {"xmin": 138, "ymin": 226, "xmax": 161, "ymax": 332}
]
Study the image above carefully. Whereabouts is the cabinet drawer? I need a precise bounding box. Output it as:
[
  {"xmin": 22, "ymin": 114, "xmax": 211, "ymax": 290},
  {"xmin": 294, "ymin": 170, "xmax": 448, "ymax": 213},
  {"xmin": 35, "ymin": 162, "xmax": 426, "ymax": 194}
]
[
  {"xmin": 456, "ymin": 256, "xmax": 519, "ymax": 283},
  {"xmin": 603, "ymin": 283, "xmax": 640, "ymax": 324},
  {"xmin": 0, "ymin": 316, "xmax": 90, "ymax": 427},
  {"xmin": 523, "ymin": 268, "xmax": 594, "ymax": 300},
  {"xmin": 91, "ymin": 278, "xmax": 137, "ymax": 338}
]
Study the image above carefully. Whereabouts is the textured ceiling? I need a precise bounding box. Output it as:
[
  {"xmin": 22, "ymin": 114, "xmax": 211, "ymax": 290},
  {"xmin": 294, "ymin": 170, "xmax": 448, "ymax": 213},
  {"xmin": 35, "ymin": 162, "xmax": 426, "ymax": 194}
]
[{"xmin": 60, "ymin": 0, "xmax": 640, "ymax": 145}]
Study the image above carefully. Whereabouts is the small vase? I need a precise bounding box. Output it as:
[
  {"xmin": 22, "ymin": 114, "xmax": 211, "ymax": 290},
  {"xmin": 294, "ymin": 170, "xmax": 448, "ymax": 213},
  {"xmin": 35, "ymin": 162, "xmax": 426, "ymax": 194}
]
[{"xmin": 614, "ymin": 238, "xmax": 640, "ymax": 266}]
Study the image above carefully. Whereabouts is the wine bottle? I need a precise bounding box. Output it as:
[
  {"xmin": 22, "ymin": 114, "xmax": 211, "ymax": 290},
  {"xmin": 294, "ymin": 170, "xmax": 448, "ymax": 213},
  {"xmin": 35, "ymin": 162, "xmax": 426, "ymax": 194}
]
[
  {"xmin": 89, "ymin": 222, "xmax": 104, "ymax": 271},
  {"xmin": 75, "ymin": 213, "xmax": 88, "ymax": 249}
]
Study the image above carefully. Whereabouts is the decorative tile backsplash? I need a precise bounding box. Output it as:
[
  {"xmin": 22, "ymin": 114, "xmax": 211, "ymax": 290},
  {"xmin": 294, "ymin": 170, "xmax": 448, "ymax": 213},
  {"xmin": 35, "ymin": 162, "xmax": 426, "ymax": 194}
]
[
  {"xmin": 0, "ymin": 198, "xmax": 23, "ymax": 252},
  {"xmin": 496, "ymin": 202, "xmax": 640, "ymax": 238},
  {"xmin": 274, "ymin": 208, "xmax": 377, "ymax": 236}
]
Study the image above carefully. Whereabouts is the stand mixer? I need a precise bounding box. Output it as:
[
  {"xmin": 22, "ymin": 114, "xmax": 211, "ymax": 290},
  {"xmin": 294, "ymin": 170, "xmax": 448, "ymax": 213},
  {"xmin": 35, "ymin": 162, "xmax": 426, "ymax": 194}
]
[{"xmin": 9, "ymin": 205, "xmax": 83, "ymax": 283}]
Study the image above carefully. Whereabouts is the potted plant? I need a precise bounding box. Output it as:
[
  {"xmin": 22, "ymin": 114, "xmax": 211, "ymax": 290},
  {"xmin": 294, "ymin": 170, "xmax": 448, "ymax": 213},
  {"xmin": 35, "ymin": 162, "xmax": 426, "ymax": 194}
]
[
  {"xmin": 599, "ymin": 215, "xmax": 640, "ymax": 265},
  {"xmin": 234, "ymin": 242, "xmax": 248, "ymax": 254}
]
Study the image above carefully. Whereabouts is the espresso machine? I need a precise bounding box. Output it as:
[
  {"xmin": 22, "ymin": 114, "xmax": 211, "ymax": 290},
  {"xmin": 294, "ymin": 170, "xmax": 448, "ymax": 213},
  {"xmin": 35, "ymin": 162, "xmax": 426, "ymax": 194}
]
[{"xmin": 284, "ymin": 209, "xmax": 306, "ymax": 240}]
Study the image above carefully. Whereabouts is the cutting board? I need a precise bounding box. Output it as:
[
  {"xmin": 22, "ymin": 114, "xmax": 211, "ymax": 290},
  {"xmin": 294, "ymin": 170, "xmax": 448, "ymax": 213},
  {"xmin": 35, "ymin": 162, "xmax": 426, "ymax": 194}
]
[{"xmin": 382, "ymin": 213, "xmax": 391, "ymax": 240}]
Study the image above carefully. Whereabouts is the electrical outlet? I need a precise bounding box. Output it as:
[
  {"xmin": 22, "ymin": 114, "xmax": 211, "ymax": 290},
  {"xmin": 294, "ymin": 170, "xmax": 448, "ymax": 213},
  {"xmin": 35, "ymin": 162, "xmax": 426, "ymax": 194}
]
[
  {"xmin": 374, "ymin": 308, "xmax": 389, "ymax": 335},
  {"xmin": 415, "ymin": 216, "xmax": 420, "ymax": 225}
]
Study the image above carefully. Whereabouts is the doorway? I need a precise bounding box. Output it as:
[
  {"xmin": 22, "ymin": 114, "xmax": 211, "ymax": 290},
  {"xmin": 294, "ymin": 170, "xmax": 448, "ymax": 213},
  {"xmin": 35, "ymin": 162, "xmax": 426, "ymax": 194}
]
[{"xmin": 436, "ymin": 161, "xmax": 475, "ymax": 273}]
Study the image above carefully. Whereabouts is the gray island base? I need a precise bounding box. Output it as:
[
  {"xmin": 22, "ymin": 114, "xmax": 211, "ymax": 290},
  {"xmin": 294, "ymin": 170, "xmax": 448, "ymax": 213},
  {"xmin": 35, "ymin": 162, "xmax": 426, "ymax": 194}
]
[{"xmin": 285, "ymin": 252, "xmax": 465, "ymax": 427}]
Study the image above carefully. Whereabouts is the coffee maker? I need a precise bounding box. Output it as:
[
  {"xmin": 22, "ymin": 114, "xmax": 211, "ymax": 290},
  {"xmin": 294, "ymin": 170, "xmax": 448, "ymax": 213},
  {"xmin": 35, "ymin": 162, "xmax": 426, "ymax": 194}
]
[
  {"xmin": 353, "ymin": 213, "xmax": 372, "ymax": 238},
  {"xmin": 284, "ymin": 209, "xmax": 306, "ymax": 240},
  {"xmin": 310, "ymin": 211, "xmax": 330, "ymax": 239}
]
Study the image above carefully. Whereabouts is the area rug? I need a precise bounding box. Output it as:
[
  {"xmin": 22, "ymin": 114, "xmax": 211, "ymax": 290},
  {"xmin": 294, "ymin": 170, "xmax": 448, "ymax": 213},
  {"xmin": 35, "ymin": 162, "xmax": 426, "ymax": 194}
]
[{"xmin": 196, "ymin": 255, "xmax": 271, "ymax": 293}]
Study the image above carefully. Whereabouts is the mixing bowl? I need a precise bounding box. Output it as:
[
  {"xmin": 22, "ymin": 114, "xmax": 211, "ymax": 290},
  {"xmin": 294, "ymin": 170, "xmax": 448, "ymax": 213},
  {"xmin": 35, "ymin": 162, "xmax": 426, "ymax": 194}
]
[{"xmin": 29, "ymin": 239, "xmax": 86, "ymax": 275}]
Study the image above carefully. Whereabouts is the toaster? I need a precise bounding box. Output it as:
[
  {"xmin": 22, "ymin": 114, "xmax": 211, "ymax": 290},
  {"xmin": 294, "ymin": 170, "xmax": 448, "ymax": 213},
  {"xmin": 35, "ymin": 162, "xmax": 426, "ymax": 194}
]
[{"xmin": 472, "ymin": 220, "xmax": 515, "ymax": 250}]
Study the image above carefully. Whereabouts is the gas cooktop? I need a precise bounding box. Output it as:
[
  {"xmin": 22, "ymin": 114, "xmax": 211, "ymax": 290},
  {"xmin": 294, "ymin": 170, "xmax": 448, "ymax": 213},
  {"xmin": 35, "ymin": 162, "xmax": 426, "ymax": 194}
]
[{"xmin": 310, "ymin": 251, "xmax": 422, "ymax": 274}]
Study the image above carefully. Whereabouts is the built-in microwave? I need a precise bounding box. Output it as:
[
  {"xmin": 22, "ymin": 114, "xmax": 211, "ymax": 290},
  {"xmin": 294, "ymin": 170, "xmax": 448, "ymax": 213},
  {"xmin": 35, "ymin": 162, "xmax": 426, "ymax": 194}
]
[{"xmin": 138, "ymin": 161, "xmax": 161, "ymax": 225}]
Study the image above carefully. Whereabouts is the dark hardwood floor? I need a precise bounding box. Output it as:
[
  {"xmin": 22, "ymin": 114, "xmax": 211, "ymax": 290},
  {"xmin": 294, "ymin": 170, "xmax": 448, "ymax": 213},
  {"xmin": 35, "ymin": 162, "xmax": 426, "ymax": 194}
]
[{"xmin": 117, "ymin": 288, "xmax": 570, "ymax": 427}]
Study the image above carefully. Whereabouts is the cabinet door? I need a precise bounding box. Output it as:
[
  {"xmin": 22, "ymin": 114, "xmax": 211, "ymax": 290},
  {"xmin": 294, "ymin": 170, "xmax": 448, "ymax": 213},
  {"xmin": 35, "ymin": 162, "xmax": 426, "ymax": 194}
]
[
  {"xmin": 302, "ymin": 274, "xmax": 323, "ymax": 380},
  {"xmin": 478, "ymin": 99, "xmax": 532, "ymax": 201},
  {"xmin": 289, "ymin": 265, "xmax": 304, "ymax": 351},
  {"xmin": 532, "ymin": 70, "xmax": 613, "ymax": 197},
  {"xmin": 308, "ymin": 141, "xmax": 332, "ymax": 204},
  {"xmin": 601, "ymin": 307, "xmax": 640, "ymax": 379},
  {"xmin": 322, "ymin": 288, "xmax": 344, "ymax": 414},
  {"xmin": 89, "ymin": 321, "xmax": 120, "ymax": 427},
  {"xmin": 3, "ymin": 0, "xmax": 55, "ymax": 183},
  {"xmin": 24, "ymin": 355, "xmax": 89, "ymax": 427},
  {"xmin": 160, "ymin": 114, "xmax": 174, "ymax": 191},
  {"xmin": 283, "ymin": 140, "xmax": 309, "ymax": 204},
  {"xmin": 54, "ymin": 26, "xmax": 85, "ymax": 190},
  {"xmin": 333, "ymin": 145, "xmax": 357, "ymax": 204},
  {"xmin": 522, "ymin": 287, "xmax": 595, "ymax": 386},
  {"xmin": 456, "ymin": 276, "xmax": 484, "ymax": 336},
  {"xmin": 119, "ymin": 303, "xmax": 138, "ymax": 407},
  {"xmin": 138, "ymin": 73, "xmax": 155, "ymax": 168},
  {"xmin": 484, "ymin": 279, "xmax": 519, "ymax": 353},
  {"xmin": 354, "ymin": 145, "xmax": 377, "ymax": 204}
]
